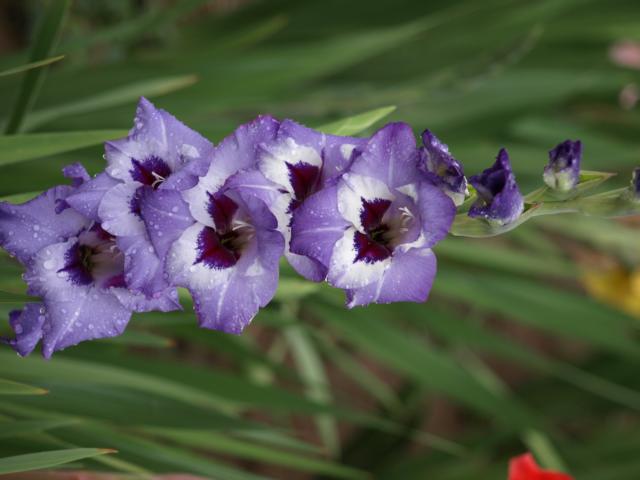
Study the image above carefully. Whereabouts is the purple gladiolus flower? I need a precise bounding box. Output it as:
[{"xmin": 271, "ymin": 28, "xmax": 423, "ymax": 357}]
[
  {"xmin": 142, "ymin": 116, "xmax": 285, "ymax": 333},
  {"xmin": 419, "ymin": 129, "xmax": 468, "ymax": 206},
  {"xmin": 226, "ymin": 120, "xmax": 367, "ymax": 281},
  {"xmin": 468, "ymin": 148, "xmax": 524, "ymax": 226},
  {"xmin": 290, "ymin": 122, "xmax": 456, "ymax": 308},
  {"xmin": 0, "ymin": 171, "xmax": 179, "ymax": 358},
  {"xmin": 543, "ymin": 140, "xmax": 582, "ymax": 192},
  {"xmin": 65, "ymin": 97, "xmax": 214, "ymax": 299}
]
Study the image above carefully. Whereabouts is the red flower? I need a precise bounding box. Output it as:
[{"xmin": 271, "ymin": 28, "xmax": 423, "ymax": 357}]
[{"xmin": 509, "ymin": 453, "xmax": 573, "ymax": 480}]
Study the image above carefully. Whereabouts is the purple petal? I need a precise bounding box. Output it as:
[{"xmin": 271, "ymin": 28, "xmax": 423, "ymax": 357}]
[
  {"xmin": 290, "ymin": 185, "xmax": 349, "ymax": 271},
  {"xmin": 4, "ymin": 303, "xmax": 46, "ymax": 357},
  {"xmin": 346, "ymin": 247, "xmax": 436, "ymax": 307},
  {"xmin": 349, "ymin": 122, "xmax": 419, "ymax": 189},
  {"xmin": 285, "ymin": 252, "xmax": 327, "ymax": 282},
  {"xmin": 139, "ymin": 188, "xmax": 195, "ymax": 260},
  {"xmin": 98, "ymin": 183, "xmax": 146, "ymax": 237},
  {"xmin": 117, "ymin": 234, "xmax": 176, "ymax": 301},
  {"xmin": 632, "ymin": 167, "xmax": 640, "ymax": 197},
  {"xmin": 469, "ymin": 148, "xmax": 524, "ymax": 225},
  {"xmin": 62, "ymin": 163, "xmax": 91, "ymax": 187},
  {"xmin": 112, "ymin": 286, "xmax": 180, "ymax": 313},
  {"xmin": 0, "ymin": 186, "xmax": 89, "ymax": 264},
  {"xmin": 415, "ymin": 182, "xmax": 457, "ymax": 249},
  {"xmin": 65, "ymin": 173, "xmax": 120, "ymax": 222}
]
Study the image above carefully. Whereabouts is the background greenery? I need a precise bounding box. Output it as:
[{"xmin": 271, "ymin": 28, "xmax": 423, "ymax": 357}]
[{"xmin": 0, "ymin": 0, "xmax": 639, "ymax": 478}]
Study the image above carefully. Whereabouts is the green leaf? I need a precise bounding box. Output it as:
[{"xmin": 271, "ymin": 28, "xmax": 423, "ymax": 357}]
[
  {"xmin": 317, "ymin": 105, "xmax": 396, "ymax": 136},
  {"xmin": 22, "ymin": 75, "xmax": 198, "ymax": 131},
  {"xmin": 0, "ymin": 55, "xmax": 65, "ymax": 78},
  {"xmin": 0, "ymin": 418, "xmax": 79, "ymax": 439},
  {"xmin": 285, "ymin": 323, "xmax": 340, "ymax": 456},
  {"xmin": 4, "ymin": 0, "xmax": 71, "ymax": 133},
  {"xmin": 0, "ymin": 448, "xmax": 115, "ymax": 475},
  {"xmin": 0, "ymin": 379, "xmax": 47, "ymax": 396},
  {"xmin": 0, "ymin": 130, "xmax": 128, "ymax": 167},
  {"xmin": 145, "ymin": 427, "xmax": 369, "ymax": 479}
]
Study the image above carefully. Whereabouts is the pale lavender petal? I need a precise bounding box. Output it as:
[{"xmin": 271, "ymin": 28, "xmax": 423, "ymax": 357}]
[
  {"xmin": 98, "ymin": 183, "xmax": 146, "ymax": 237},
  {"xmin": 140, "ymin": 188, "xmax": 195, "ymax": 259},
  {"xmin": 0, "ymin": 186, "xmax": 89, "ymax": 264},
  {"xmin": 346, "ymin": 247, "xmax": 436, "ymax": 308},
  {"xmin": 415, "ymin": 182, "xmax": 456, "ymax": 248},
  {"xmin": 290, "ymin": 185, "xmax": 349, "ymax": 270},
  {"xmin": 112, "ymin": 286, "xmax": 180, "ymax": 313},
  {"xmin": 65, "ymin": 173, "xmax": 120, "ymax": 222},
  {"xmin": 117, "ymin": 234, "xmax": 173, "ymax": 300},
  {"xmin": 285, "ymin": 251, "xmax": 327, "ymax": 282},
  {"xmin": 349, "ymin": 122, "xmax": 419, "ymax": 189}
]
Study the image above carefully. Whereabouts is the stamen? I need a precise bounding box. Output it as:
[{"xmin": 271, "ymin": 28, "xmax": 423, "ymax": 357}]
[{"xmin": 151, "ymin": 171, "xmax": 166, "ymax": 188}]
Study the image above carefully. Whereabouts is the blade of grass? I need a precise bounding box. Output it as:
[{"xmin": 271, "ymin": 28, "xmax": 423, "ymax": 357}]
[
  {"xmin": 0, "ymin": 55, "xmax": 64, "ymax": 78},
  {"xmin": 0, "ymin": 448, "xmax": 115, "ymax": 475},
  {"xmin": 0, "ymin": 130, "xmax": 127, "ymax": 167},
  {"xmin": 4, "ymin": 0, "xmax": 71, "ymax": 133},
  {"xmin": 22, "ymin": 75, "xmax": 198, "ymax": 132}
]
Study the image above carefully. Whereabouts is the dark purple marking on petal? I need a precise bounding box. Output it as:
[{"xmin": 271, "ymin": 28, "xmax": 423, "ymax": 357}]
[
  {"xmin": 207, "ymin": 193, "xmax": 239, "ymax": 231},
  {"xmin": 129, "ymin": 186, "xmax": 146, "ymax": 218},
  {"xmin": 58, "ymin": 242, "xmax": 94, "ymax": 286},
  {"xmin": 353, "ymin": 231, "xmax": 392, "ymax": 263},
  {"xmin": 633, "ymin": 167, "xmax": 640, "ymax": 196},
  {"xmin": 130, "ymin": 156, "xmax": 172, "ymax": 188},
  {"xmin": 194, "ymin": 226, "xmax": 239, "ymax": 269},
  {"xmin": 286, "ymin": 161, "xmax": 321, "ymax": 204},
  {"xmin": 352, "ymin": 198, "xmax": 394, "ymax": 264},
  {"xmin": 360, "ymin": 198, "xmax": 391, "ymax": 231}
]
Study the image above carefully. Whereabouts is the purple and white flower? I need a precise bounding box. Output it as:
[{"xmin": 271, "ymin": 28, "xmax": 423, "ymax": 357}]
[
  {"xmin": 142, "ymin": 116, "xmax": 285, "ymax": 333},
  {"xmin": 227, "ymin": 120, "xmax": 367, "ymax": 281},
  {"xmin": 290, "ymin": 122, "xmax": 455, "ymax": 308},
  {"xmin": 468, "ymin": 148, "xmax": 524, "ymax": 226},
  {"xmin": 419, "ymin": 129, "xmax": 468, "ymax": 206},
  {"xmin": 0, "ymin": 173, "xmax": 179, "ymax": 358},
  {"xmin": 543, "ymin": 140, "xmax": 582, "ymax": 192},
  {"xmin": 66, "ymin": 97, "xmax": 214, "ymax": 299}
]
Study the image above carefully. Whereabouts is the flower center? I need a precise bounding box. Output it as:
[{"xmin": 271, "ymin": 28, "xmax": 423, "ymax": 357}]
[
  {"xmin": 58, "ymin": 225, "xmax": 125, "ymax": 288},
  {"xmin": 194, "ymin": 193, "xmax": 254, "ymax": 270},
  {"xmin": 130, "ymin": 156, "xmax": 172, "ymax": 189}
]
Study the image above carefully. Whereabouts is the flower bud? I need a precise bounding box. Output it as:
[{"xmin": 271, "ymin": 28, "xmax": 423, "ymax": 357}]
[
  {"xmin": 469, "ymin": 148, "xmax": 524, "ymax": 225},
  {"xmin": 543, "ymin": 140, "xmax": 582, "ymax": 192}
]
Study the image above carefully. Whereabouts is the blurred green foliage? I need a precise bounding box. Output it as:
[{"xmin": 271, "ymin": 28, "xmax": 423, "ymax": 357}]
[{"xmin": 0, "ymin": 0, "xmax": 639, "ymax": 478}]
